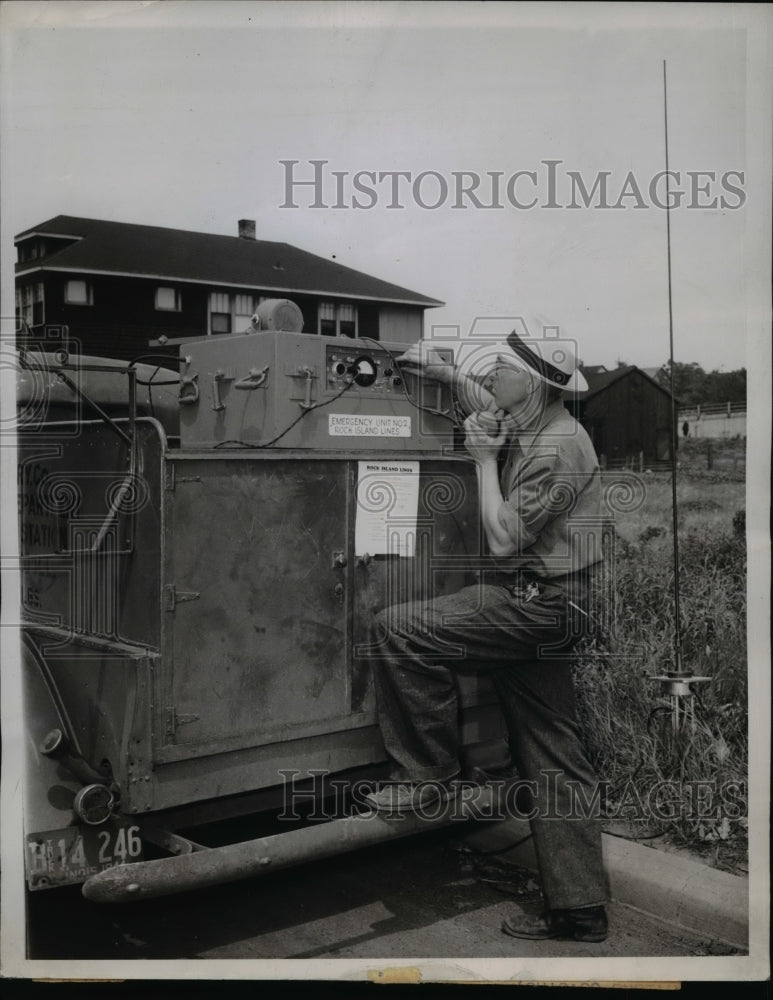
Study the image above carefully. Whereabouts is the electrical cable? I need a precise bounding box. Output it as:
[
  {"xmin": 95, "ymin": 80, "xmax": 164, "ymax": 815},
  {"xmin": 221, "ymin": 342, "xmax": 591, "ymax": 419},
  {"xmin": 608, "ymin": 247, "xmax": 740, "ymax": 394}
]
[
  {"xmin": 214, "ymin": 376, "xmax": 358, "ymax": 449},
  {"xmin": 141, "ymin": 365, "xmax": 164, "ymax": 420},
  {"xmin": 127, "ymin": 353, "xmax": 182, "ymax": 368},
  {"xmin": 133, "ymin": 365, "xmax": 180, "ymax": 420},
  {"xmin": 136, "ymin": 371, "xmax": 180, "ymax": 421},
  {"xmin": 357, "ymin": 337, "xmax": 458, "ymax": 423},
  {"xmin": 593, "ymin": 700, "xmax": 692, "ymax": 842},
  {"xmin": 212, "ymin": 338, "xmax": 461, "ymax": 452},
  {"xmin": 124, "ymin": 354, "xmax": 181, "ymax": 420},
  {"xmin": 211, "ymin": 336, "xmax": 461, "ymax": 450}
]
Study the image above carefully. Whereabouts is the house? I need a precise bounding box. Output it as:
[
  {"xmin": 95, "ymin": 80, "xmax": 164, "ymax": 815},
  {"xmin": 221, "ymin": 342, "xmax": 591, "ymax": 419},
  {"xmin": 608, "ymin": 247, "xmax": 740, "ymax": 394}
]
[
  {"xmin": 14, "ymin": 216, "xmax": 443, "ymax": 362},
  {"xmin": 564, "ymin": 365, "xmax": 676, "ymax": 469}
]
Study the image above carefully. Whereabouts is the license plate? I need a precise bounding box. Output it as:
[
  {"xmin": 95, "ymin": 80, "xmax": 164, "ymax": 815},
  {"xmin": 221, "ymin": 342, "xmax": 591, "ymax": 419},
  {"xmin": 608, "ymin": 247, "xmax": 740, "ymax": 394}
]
[{"xmin": 26, "ymin": 819, "xmax": 144, "ymax": 890}]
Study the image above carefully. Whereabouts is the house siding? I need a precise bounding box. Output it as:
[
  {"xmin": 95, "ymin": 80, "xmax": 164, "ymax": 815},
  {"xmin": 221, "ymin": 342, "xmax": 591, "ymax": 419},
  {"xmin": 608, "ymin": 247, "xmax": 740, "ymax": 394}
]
[
  {"xmin": 378, "ymin": 306, "xmax": 423, "ymax": 345},
  {"xmin": 18, "ymin": 274, "xmax": 207, "ymax": 362},
  {"xmin": 16, "ymin": 274, "xmax": 423, "ymax": 362}
]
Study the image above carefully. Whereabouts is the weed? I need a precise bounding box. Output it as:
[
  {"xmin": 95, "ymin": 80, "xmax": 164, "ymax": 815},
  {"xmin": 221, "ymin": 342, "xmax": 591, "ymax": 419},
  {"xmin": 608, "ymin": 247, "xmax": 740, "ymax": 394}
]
[{"xmin": 573, "ymin": 471, "xmax": 747, "ymax": 871}]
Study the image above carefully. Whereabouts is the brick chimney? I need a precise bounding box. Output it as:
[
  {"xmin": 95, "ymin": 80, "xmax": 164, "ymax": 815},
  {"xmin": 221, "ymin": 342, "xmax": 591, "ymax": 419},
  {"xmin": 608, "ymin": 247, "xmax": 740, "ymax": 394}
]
[{"xmin": 238, "ymin": 219, "xmax": 256, "ymax": 240}]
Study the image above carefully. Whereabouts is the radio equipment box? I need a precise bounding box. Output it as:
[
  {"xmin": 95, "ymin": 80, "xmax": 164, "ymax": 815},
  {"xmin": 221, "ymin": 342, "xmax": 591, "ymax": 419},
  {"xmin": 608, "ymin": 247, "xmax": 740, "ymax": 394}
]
[{"xmin": 177, "ymin": 331, "xmax": 455, "ymax": 451}]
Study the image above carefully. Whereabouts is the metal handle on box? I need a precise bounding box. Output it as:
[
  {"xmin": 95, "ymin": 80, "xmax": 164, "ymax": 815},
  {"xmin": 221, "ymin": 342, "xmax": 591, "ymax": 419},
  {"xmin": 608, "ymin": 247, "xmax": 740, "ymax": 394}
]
[
  {"xmin": 234, "ymin": 366, "xmax": 269, "ymax": 391},
  {"xmin": 178, "ymin": 373, "xmax": 199, "ymax": 405},
  {"xmin": 211, "ymin": 371, "xmax": 228, "ymax": 412}
]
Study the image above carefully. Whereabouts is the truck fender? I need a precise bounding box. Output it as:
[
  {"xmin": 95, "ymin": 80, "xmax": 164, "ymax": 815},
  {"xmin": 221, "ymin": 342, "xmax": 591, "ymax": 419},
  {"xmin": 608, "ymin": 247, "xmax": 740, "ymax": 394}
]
[{"xmin": 20, "ymin": 635, "xmax": 82, "ymax": 836}]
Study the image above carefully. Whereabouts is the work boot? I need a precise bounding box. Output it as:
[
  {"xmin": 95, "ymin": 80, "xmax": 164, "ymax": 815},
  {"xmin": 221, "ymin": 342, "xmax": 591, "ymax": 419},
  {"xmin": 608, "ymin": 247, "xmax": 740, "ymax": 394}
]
[
  {"xmin": 363, "ymin": 778, "xmax": 459, "ymax": 816},
  {"xmin": 501, "ymin": 905, "xmax": 608, "ymax": 942}
]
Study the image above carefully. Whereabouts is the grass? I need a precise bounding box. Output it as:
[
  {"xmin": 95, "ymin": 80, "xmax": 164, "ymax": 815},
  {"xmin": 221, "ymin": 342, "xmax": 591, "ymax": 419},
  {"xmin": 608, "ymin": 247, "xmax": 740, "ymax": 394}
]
[
  {"xmin": 573, "ymin": 444, "xmax": 747, "ymax": 874},
  {"xmin": 675, "ymin": 435, "xmax": 746, "ymax": 479}
]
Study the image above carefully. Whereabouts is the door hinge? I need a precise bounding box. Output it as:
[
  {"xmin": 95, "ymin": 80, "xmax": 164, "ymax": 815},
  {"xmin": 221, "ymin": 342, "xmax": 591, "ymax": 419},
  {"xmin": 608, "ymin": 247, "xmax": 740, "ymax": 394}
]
[
  {"xmin": 165, "ymin": 707, "xmax": 200, "ymax": 739},
  {"xmin": 165, "ymin": 466, "xmax": 202, "ymax": 491},
  {"xmin": 164, "ymin": 584, "xmax": 200, "ymax": 611}
]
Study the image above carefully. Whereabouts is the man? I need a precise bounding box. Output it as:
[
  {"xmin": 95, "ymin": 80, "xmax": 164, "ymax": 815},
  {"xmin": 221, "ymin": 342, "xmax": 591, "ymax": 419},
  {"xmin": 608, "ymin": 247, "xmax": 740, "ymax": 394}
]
[{"xmin": 363, "ymin": 325, "xmax": 610, "ymax": 943}]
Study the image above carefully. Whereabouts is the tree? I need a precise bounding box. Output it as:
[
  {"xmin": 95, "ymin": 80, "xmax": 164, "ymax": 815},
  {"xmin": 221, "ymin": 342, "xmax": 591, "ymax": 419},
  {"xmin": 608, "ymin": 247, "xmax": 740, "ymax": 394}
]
[
  {"xmin": 655, "ymin": 362, "xmax": 746, "ymax": 406},
  {"xmin": 656, "ymin": 361, "xmax": 707, "ymax": 405},
  {"xmin": 704, "ymin": 368, "xmax": 746, "ymax": 403}
]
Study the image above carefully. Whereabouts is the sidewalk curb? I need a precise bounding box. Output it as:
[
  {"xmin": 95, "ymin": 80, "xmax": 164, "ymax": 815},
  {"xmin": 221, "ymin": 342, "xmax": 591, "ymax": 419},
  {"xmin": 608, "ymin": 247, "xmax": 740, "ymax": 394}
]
[{"xmin": 461, "ymin": 819, "xmax": 749, "ymax": 950}]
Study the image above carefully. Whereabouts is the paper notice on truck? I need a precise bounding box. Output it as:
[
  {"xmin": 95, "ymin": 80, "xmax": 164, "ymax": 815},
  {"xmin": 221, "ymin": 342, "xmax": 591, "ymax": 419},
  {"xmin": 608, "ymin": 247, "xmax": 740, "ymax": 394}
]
[{"xmin": 355, "ymin": 460, "xmax": 420, "ymax": 557}]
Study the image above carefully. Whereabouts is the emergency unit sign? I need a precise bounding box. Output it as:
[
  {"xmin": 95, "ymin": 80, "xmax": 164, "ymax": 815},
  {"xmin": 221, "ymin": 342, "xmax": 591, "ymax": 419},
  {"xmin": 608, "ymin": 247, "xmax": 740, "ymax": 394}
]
[
  {"xmin": 355, "ymin": 461, "xmax": 420, "ymax": 557},
  {"xmin": 328, "ymin": 414, "xmax": 411, "ymax": 437}
]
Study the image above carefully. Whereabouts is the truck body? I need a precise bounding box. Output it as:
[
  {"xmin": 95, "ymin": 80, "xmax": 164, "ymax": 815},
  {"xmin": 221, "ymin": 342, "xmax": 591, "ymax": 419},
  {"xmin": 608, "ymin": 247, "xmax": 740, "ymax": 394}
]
[{"xmin": 15, "ymin": 322, "xmax": 508, "ymax": 903}]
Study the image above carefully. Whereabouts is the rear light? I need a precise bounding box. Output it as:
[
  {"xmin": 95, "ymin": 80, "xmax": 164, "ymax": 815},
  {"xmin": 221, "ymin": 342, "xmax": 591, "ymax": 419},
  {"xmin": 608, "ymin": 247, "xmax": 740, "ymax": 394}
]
[{"xmin": 73, "ymin": 784, "xmax": 115, "ymax": 825}]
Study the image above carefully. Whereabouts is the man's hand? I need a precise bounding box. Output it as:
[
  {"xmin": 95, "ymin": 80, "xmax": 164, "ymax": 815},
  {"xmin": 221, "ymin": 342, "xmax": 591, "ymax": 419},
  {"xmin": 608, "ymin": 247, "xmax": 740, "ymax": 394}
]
[
  {"xmin": 395, "ymin": 341, "xmax": 502, "ymax": 418},
  {"xmin": 463, "ymin": 410, "xmax": 509, "ymax": 462},
  {"xmin": 394, "ymin": 342, "xmax": 456, "ymax": 384}
]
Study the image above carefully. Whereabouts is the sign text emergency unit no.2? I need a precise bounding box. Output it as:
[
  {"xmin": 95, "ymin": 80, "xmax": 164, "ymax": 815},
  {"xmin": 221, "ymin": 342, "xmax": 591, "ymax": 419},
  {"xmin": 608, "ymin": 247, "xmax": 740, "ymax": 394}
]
[{"xmin": 328, "ymin": 414, "xmax": 411, "ymax": 437}]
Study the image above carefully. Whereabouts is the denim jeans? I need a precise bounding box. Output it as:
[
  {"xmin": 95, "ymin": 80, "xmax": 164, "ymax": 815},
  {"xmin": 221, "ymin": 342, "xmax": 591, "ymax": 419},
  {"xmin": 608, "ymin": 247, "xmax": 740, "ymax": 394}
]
[{"xmin": 367, "ymin": 577, "xmax": 609, "ymax": 910}]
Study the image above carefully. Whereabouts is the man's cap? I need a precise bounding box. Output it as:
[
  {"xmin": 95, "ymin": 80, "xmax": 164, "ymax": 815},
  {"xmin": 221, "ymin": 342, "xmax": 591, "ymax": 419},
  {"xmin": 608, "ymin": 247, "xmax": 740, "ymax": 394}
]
[{"xmin": 503, "ymin": 328, "xmax": 588, "ymax": 393}]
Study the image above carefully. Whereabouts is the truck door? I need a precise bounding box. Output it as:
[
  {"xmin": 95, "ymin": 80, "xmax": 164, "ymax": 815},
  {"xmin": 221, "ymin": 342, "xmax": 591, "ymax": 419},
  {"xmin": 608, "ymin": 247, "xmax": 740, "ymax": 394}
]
[{"xmin": 158, "ymin": 456, "xmax": 353, "ymax": 760}]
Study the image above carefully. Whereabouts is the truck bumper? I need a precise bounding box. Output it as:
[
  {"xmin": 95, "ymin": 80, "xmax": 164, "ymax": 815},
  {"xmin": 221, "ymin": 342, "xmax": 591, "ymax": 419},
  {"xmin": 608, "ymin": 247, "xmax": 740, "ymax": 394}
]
[{"xmin": 82, "ymin": 783, "xmax": 509, "ymax": 903}]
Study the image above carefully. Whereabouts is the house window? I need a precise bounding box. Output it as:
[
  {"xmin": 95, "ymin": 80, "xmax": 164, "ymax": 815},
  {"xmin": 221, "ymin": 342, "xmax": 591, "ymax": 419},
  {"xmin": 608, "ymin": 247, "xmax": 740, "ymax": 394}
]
[
  {"xmin": 17, "ymin": 240, "xmax": 41, "ymax": 263},
  {"xmin": 208, "ymin": 292, "xmax": 258, "ymax": 335},
  {"xmin": 338, "ymin": 303, "xmax": 356, "ymax": 337},
  {"xmin": 155, "ymin": 286, "xmax": 181, "ymax": 311},
  {"xmin": 211, "ymin": 312, "xmax": 231, "ymax": 334},
  {"xmin": 16, "ymin": 282, "xmax": 45, "ymax": 329},
  {"xmin": 209, "ymin": 292, "xmax": 231, "ymax": 334},
  {"xmin": 64, "ymin": 280, "xmax": 93, "ymax": 305},
  {"xmin": 233, "ymin": 294, "xmax": 256, "ymax": 332},
  {"xmin": 318, "ymin": 301, "xmax": 358, "ymax": 337}
]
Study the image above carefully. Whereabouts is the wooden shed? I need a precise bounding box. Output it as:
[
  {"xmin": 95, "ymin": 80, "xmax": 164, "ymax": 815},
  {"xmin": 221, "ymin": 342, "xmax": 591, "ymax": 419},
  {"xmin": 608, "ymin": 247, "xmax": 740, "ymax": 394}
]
[{"xmin": 564, "ymin": 365, "xmax": 676, "ymax": 469}]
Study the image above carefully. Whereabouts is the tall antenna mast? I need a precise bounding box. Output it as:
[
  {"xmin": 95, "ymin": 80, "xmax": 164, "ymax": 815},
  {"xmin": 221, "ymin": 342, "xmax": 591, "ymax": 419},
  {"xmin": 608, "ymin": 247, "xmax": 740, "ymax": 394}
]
[
  {"xmin": 653, "ymin": 63, "xmax": 710, "ymax": 738},
  {"xmin": 663, "ymin": 60, "xmax": 683, "ymax": 675}
]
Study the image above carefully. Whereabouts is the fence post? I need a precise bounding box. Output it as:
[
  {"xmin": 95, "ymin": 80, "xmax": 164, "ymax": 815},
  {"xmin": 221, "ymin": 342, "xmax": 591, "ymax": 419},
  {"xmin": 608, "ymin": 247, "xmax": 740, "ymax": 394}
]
[
  {"xmin": 639, "ymin": 450, "xmax": 644, "ymax": 472},
  {"xmin": 707, "ymin": 442, "xmax": 713, "ymax": 470}
]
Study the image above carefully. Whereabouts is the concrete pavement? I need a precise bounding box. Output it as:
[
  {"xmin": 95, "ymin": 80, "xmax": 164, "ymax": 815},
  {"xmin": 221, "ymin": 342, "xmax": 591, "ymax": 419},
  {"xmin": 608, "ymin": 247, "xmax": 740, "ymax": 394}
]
[
  {"xmin": 28, "ymin": 822, "xmax": 745, "ymax": 961},
  {"xmin": 460, "ymin": 818, "xmax": 749, "ymax": 951}
]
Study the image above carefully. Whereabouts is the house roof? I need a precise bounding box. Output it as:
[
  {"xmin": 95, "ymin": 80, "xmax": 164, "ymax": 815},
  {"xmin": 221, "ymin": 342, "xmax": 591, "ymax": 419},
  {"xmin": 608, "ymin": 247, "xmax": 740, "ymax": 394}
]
[
  {"xmin": 15, "ymin": 215, "xmax": 444, "ymax": 308},
  {"xmin": 566, "ymin": 364, "xmax": 675, "ymax": 401}
]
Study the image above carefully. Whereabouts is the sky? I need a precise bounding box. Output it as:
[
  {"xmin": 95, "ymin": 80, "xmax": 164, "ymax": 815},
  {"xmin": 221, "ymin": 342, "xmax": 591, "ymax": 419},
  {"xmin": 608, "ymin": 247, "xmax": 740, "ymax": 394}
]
[{"xmin": 0, "ymin": 2, "xmax": 770, "ymax": 374}]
